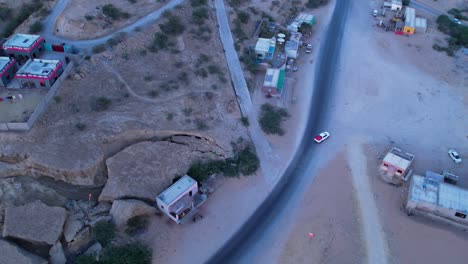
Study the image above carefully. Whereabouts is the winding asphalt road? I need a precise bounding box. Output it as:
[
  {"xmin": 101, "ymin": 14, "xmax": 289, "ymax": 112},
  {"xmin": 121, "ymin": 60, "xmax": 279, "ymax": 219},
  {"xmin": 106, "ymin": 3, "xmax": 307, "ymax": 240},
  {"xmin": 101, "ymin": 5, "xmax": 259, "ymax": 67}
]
[
  {"xmin": 42, "ymin": 0, "xmax": 187, "ymax": 50},
  {"xmin": 206, "ymin": 0, "xmax": 351, "ymax": 262}
]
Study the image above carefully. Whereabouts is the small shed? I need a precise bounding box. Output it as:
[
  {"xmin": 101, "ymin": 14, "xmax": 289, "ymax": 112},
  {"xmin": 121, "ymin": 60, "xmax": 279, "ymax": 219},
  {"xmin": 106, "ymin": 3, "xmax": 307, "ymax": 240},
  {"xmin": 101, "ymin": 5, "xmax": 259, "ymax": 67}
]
[
  {"xmin": 380, "ymin": 147, "xmax": 414, "ymax": 185},
  {"xmin": 404, "ymin": 7, "xmax": 416, "ymax": 35},
  {"xmin": 287, "ymin": 13, "xmax": 315, "ymax": 32},
  {"xmin": 262, "ymin": 68, "xmax": 285, "ymax": 96},
  {"xmin": 156, "ymin": 175, "xmax": 207, "ymax": 224},
  {"xmin": 255, "ymin": 38, "xmax": 275, "ymax": 61},
  {"xmin": 391, "ymin": 0, "xmax": 403, "ymax": 11},
  {"xmin": 415, "ymin": 17, "xmax": 427, "ymax": 33},
  {"xmin": 0, "ymin": 57, "xmax": 17, "ymax": 87},
  {"xmin": 407, "ymin": 175, "xmax": 468, "ymax": 226}
]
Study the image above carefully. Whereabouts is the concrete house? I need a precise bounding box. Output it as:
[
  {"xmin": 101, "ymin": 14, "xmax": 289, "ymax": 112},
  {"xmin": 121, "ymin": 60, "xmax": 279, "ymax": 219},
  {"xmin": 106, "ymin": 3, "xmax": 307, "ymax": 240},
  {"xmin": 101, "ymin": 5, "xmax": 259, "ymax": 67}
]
[
  {"xmin": 156, "ymin": 175, "xmax": 207, "ymax": 224},
  {"xmin": 262, "ymin": 67, "xmax": 286, "ymax": 96},
  {"xmin": 255, "ymin": 38, "xmax": 275, "ymax": 61},
  {"xmin": 15, "ymin": 59, "xmax": 64, "ymax": 88},
  {"xmin": 406, "ymin": 174, "xmax": 468, "ymax": 226},
  {"xmin": 2, "ymin": 34, "xmax": 46, "ymax": 63},
  {"xmin": 0, "ymin": 57, "xmax": 17, "ymax": 87},
  {"xmin": 379, "ymin": 147, "xmax": 414, "ymax": 185},
  {"xmin": 285, "ymin": 32, "xmax": 302, "ymax": 59},
  {"xmin": 404, "ymin": 7, "xmax": 416, "ymax": 35},
  {"xmin": 415, "ymin": 17, "xmax": 427, "ymax": 33},
  {"xmin": 391, "ymin": 0, "xmax": 403, "ymax": 11}
]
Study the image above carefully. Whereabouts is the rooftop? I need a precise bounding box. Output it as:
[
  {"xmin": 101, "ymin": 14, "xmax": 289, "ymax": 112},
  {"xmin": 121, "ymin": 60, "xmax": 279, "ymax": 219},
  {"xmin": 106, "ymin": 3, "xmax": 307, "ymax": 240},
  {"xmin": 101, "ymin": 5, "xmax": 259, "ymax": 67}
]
[
  {"xmin": 415, "ymin": 17, "xmax": 427, "ymax": 28},
  {"xmin": 383, "ymin": 147, "xmax": 414, "ymax": 170},
  {"xmin": 295, "ymin": 13, "xmax": 315, "ymax": 25},
  {"xmin": 263, "ymin": 68, "xmax": 285, "ymax": 91},
  {"xmin": 157, "ymin": 175, "xmax": 196, "ymax": 205},
  {"xmin": 16, "ymin": 59, "xmax": 62, "ymax": 78},
  {"xmin": 0, "ymin": 57, "xmax": 14, "ymax": 74},
  {"xmin": 289, "ymin": 32, "xmax": 302, "ymax": 43},
  {"xmin": 255, "ymin": 38, "xmax": 273, "ymax": 52},
  {"xmin": 3, "ymin": 34, "xmax": 41, "ymax": 49},
  {"xmin": 285, "ymin": 41, "xmax": 299, "ymax": 51},
  {"xmin": 409, "ymin": 175, "xmax": 468, "ymax": 214},
  {"xmin": 405, "ymin": 7, "xmax": 416, "ymax": 28}
]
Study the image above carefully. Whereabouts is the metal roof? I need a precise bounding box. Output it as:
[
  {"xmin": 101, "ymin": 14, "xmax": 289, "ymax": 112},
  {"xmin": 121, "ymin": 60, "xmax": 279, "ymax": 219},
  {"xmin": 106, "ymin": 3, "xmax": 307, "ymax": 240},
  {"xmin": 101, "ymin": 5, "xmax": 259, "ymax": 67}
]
[
  {"xmin": 3, "ymin": 34, "xmax": 41, "ymax": 49},
  {"xmin": 157, "ymin": 175, "xmax": 196, "ymax": 205},
  {"xmin": 405, "ymin": 7, "xmax": 416, "ymax": 28},
  {"xmin": 255, "ymin": 38, "xmax": 272, "ymax": 52},
  {"xmin": 409, "ymin": 175, "xmax": 468, "ymax": 214},
  {"xmin": 16, "ymin": 59, "xmax": 61, "ymax": 78},
  {"xmin": 285, "ymin": 41, "xmax": 298, "ymax": 51},
  {"xmin": 415, "ymin": 17, "xmax": 427, "ymax": 28}
]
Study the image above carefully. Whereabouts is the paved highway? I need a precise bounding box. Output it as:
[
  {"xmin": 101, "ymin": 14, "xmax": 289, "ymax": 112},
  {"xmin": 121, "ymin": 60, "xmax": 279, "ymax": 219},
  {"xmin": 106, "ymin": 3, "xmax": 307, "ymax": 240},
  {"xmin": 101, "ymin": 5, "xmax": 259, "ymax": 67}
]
[{"xmin": 206, "ymin": 0, "xmax": 351, "ymax": 262}]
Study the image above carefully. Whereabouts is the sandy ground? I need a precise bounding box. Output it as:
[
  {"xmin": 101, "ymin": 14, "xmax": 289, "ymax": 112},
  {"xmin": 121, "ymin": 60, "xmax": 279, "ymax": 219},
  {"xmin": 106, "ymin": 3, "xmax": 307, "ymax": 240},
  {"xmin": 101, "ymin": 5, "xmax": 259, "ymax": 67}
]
[
  {"xmin": 278, "ymin": 150, "xmax": 365, "ymax": 264},
  {"xmin": 0, "ymin": 89, "xmax": 46, "ymax": 123}
]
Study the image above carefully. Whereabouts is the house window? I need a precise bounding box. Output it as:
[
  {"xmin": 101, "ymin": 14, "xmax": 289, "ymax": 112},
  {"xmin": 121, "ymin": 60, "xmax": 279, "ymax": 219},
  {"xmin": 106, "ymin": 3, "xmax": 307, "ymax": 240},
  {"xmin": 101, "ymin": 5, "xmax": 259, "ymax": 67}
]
[
  {"xmin": 397, "ymin": 169, "xmax": 403, "ymax": 174},
  {"xmin": 455, "ymin": 212, "xmax": 467, "ymax": 219},
  {"xmin": 383, "ymin": 163, "xmax": 388, "ymax": 167},
  {"xmin": 189, "ymin": 191, "xmax": 192, "ymax": 196}
]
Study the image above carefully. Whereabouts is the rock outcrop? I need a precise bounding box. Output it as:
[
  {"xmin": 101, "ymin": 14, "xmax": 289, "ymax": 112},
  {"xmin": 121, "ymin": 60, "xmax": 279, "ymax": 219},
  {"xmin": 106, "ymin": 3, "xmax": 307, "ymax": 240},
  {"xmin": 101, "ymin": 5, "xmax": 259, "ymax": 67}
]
[
  {"xmin": 67, "ymin": 227, "xmax": 91, "ymax": 254},
  {"xmin": 83, "ymin": 242, "xmax": 102, "ymax": 260},
  {"xmin": 63, "ymin": 218, "xmax": 85, "ymax": 243},
  {"xmin": 109, "ymin": 199, "xmax": 157, "ymax": 227},
  {"xmin": 49, "ymin": 242, "xmax": 66, "ymax": 264},
  {"xmin": 2, "ymin": 201, "xmax": 66, "ymax": 245},
  {"xmin": 99, "ymin": 137, "xmax": 222, "ymax": 202},
  {"xmin": 0, "ymin": 239, "xmax": 47, "ymax": 264}
]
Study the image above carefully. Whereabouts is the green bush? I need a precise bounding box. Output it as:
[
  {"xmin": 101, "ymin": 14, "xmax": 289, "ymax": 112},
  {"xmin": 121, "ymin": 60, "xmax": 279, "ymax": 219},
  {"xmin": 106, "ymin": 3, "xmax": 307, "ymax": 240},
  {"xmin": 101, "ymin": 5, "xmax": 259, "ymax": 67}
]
[
  {"xmin": 191, "ymin": 0, "xmax": 207, "ymax": 7},
  {"xmin": 91, "ymin": 97, "xmax": 112, "ymax": 112},
  {"xmin": 76, "ymin": 254, "xmax": 99, "ymax": 264},
  {"xmin": 92, "ymin": 44, "xmax": 107, "ymax": 54},
  {"xmin": 160, "ymin": 15, "xmax": 185, "ymax": 35},
  {"xmin": 149, "ymin": 32, "xmax": 170, "ymax": 52},
  {"xmin": 305, "ymin": 0, "xmax": 329, "ymax": 9},
  {"xmin": 259, "ymin": 103, "xmax": 289, "ymax": 135},
  {"xmin": 237, "ymin": 11, "xmax": 250, "ymax": 24},
  {"xmin": 195, "ymin": 119, "xmax": 209, "ymax": 130},
  {"xmin": 126, "ymin": 216, "xmax": 150, "ymax": 235},
  {"xmin": 436, "ymin": 15, "xmax": 468, "ymax": 48},
  {"xmin": 403, "ymin": 0, "xmax": 410, "ymax": 6},
  {"xmin": 101, "ymin": 243, "xmax": 152, "ymax": 264},
  {"xmin": 29, "ymin": 21, "xmax": 43, "ymax": 34},
  {"xmin": 0, "ymin": 7, "xmax": 12, "ymax": 21},
  {"xmin": 192, "ymin": 7, "xmax": 209, "ymax": 25},
  {"xmin": 240, "ymin": 116, "xmax": 249, "ymax": 127},
  {"xmin": 75, "ymin": 122, "xmax": 87, "ymax": 131},
  {"xmin": 93, "ymin": 221, "xmax": 115, "ymax": 247},
  {"xmin": 102, "ymin": 4, "xmax": 130, "ymax": 20}
]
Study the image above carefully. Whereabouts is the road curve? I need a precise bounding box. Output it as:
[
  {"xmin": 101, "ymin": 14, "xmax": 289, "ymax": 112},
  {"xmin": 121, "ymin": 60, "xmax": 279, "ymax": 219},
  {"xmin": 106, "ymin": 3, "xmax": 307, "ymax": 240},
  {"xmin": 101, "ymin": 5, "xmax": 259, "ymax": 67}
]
[
  {"xmin": 408, "ymin": 0, "xmax": 442, "ymax": 16},
  {"xmin": 205, "ymin": 0, "xmax": 351, "ymax": 262},
  {"xmin": 42, "ymin": 0, "xmax": 187, "ymax": 49}
]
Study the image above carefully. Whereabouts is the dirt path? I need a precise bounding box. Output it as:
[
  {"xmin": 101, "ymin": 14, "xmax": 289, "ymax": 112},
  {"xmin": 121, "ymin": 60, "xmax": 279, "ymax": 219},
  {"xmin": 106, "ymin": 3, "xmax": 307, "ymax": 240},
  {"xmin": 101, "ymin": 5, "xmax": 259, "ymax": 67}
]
[{"xmin": 347, "ymin": 141, "xmax": 389, "ymax": 264}]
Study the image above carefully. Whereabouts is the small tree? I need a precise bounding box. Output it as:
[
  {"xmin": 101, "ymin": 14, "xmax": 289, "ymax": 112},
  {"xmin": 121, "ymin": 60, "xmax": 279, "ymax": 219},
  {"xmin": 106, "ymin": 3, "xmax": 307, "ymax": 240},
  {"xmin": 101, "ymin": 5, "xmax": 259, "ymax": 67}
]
[
  {"xmin": 91, "ymin": 97, "xmax": 112, "ymax": 112},
  {"xmin": 160, "ymin": 16, "xmax": 185, "ymax": 35},
  {"xmin": 93, "ymin": 221, "xmax": 115, "ymax": 247},
  {"xmin": 259, "ymin": 103, "xmax": 289, "ymax": 135},
  {"xmin": 29, "ymin": 21, "xmax": 43, "ymax": 34},
  {"xmin": 237, "ymin": 11, "xmax": 250, "ymax": 24}
]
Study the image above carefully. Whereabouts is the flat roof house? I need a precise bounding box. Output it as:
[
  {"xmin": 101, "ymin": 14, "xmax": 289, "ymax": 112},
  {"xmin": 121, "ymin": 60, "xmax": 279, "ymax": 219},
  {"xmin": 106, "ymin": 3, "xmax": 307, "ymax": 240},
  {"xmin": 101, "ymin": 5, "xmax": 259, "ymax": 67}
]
[
  {"xmin": 380, "ymin": 147, "xmax": 414, "ymax": 185},
  {"xmin": 262, "ymin": 68, "xmax": 285, "ymax": 97},
  {"xmin": 156, "ymin": 175, "xmax": 207, "ymax": 224},
  {"xmin": 0, "ymin": 57, "xmax": 17, "ymax": 87},
  {"xmin": 406, "ymin": 174, "xmax": 468, "ymax": 226},
  {"xmin": 287, "ymin": 13, "xmax": 315, "ymax": 33},
  {"xmin": 2, "ymin": 34, "xmax": 46, "ymax": 63},
  {"xmin": 15, "ymin": 59, "xmax": 64, "ymax": 88},
  {"xmin": 404, "ymin": 7, "xmax": 416, "ymax": 35},
  {"xmin": 285, "ymin": 41, "xmax": 299, "ymax": 59},
  {"xmin": 255, "ymin": 38, "xmax": 275, "ymax": 61}
]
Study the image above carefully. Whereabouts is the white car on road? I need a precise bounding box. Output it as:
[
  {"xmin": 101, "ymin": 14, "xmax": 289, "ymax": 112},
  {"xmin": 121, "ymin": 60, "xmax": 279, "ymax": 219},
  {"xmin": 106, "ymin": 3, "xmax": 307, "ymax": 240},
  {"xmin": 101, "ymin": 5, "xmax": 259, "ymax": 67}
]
[
  {"xmin": 314, "ymin": 132, "xmax": 330, "ymax": 143},
  {"xmin": 448, "ymin": 149, "xmax": 462, "ymax": 164}
]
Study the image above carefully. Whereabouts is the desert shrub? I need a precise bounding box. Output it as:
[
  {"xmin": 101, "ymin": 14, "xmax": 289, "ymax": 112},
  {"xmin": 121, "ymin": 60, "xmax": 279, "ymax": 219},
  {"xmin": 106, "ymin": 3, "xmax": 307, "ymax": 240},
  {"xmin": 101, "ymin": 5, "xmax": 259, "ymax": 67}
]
[
  {"xmin": 128, "ymin": 0, "xmax": 138, "ymax": 3},
  {"xmin": 92, "ymin": 44, "xmax": 107, "ymax": 54},
  {"xmin": 305, "ymin": 0, "xmax": 329, "ymax": 9},
  {"xmin": 29, "ymin": 21, "xmax": 43, "ymax": 34},
  {"xmin": 160, "ymin": 15, "xmax": 185, "ymax": 35},
  {"xmin": 204, "ymin": 91, "xmax": 214, "ymax": 100},
  {"xmin": 188, "ymin": 145, "xmax": 259, "ymax": 181},
  {"xmin": 259, "ymin": 103, "xmax": 289, "ymax": 135},
  {"xmin": 75, "ymin": 122, "xmax": 87, "ymax": 131},
  {"xmin": 240, "ymin": 116, "xmax": 249, "ymax": 127},
  {"xmin": 143, "ymin": 76, "xmax": 153, "ymax": 82},
  {"xmin": 91, "ymin": 97, "xmax": 112, "ymax": 111},
  {"xmin": 299, "ymin": 23, "xmax": 312, "ymax": 35},
  {"xmin": 166, "ymin": 112, "xmax": 174, "ymax": 121},
  {"xmin": 148, "ymin": 90, "xmax": 159, "ymax": 98},
  {"xmin": 227, "ymin": 0, "xmax": 247, "ymax": 7},
  {"xmin": 207, "ymin": 64, "xmax": 222, "ymax": 75},
  {"xmin": 76, "ymin": 254, "xmax": 99, "ymax": 264},
  {"xmin": 178, "ymin": 72, "xmax": 190, "ymax": 85},
  {"xmin": 192, "ymin": 7, "xmax": 209, "ymax": 25},
  {"xmin": 195, "ymin": 68, "xmax": 208, "ymax": 78},
  {"xmin": 101, "ymin": 243, "xmax": 151, "ymax": 264},
  {"xmin": 195, "ymin": 119, "xmax": 209, "ymax": 130},
  {"xmin": 182, "ymin": 108, "xmax": 193, "ymax": 116},
  {"xmin": 85, "ymin": 15, "xmax": 94, "ymax": 21},
  {"xmin": 149, "ymin": 32, "xmax": 170, "ymax": 52},
  {"xmin": 93, "ymin": 221, "xmax": 115, "ymax": 247},
  {"xmin": 448, "ymin": 8, "xmax": 468, "ymax": 21},
  {"xmin": 191, "ymin": 0, "xmax": 207, "ymax": 7},
  {"xmin": 197, "ymin": 53, "xmax": 211, "ymax": 64},
  {"xmin": 53, "ymin": 96, "xmax": 62, "ymax": 104},
  {"xmin": 2, "ymin": 2, "xmax": 43, "ymax": 38},
  {"xmin": 237, "ymin": 11, "xmax": 250, "ymax": 24},
  {"xmin": 0, "ymin": 7, "xmax": 12, "ymax": 21},
  {"xmin": 125, "ymin": 216, "xmax": 150, "ymax": 235},
  {"xmin": 102, "ymin": 4, "xmax": 130, "ymax": 20}
]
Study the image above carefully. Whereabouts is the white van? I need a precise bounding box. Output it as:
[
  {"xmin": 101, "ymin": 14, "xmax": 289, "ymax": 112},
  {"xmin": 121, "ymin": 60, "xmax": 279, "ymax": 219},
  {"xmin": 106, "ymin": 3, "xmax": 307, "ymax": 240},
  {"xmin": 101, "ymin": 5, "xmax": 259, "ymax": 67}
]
[{"xmin": 373, "ymin": 10, "xmax": 378, "ymax": 17}]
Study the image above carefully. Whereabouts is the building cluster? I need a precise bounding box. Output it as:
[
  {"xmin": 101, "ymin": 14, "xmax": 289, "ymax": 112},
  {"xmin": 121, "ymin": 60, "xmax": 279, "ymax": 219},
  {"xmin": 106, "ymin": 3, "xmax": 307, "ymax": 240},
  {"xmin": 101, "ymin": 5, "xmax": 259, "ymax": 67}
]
[
  {"xmin": 0, "ymin": 33, "xmax": 64, "ymax": 88},
  {"xmin": 253, "ymin": 13, "xmax": 315, "ymax": 97},
  {"xmin": 379, "ymin": 147, "xmax": 467, "ymax": 227},
  {"xmin": 382, "ymin": 0, "xmax": 427, "ymax": 34}
]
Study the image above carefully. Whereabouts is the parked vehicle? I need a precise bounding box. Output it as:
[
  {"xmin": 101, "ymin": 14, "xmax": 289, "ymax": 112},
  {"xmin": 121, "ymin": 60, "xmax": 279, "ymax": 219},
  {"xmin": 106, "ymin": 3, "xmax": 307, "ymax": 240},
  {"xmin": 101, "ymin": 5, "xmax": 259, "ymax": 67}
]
[
  {"xmin": 448, "ymin": 149, "xmax": 462, "ymax": 164},
  {"xmin": 451, "ymin": 17, "xmax": 461, "ymax": 25},
  {"xmin": 314, "ymin": 132, "xmax": 330, "ymax": 143},
  {"xmin": 305, "ymin": 43, "xmax": 312, "ymax": 53},
  {"xmin": 373, "ymin": 10, "xmax": 378, "ymax": 17}
]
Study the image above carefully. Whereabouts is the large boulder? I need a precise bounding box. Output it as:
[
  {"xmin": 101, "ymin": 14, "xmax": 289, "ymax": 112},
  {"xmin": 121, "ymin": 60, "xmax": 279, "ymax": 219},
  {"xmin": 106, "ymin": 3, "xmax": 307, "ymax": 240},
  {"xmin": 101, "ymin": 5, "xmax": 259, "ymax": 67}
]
[
  {"xmin": 49, "ymin": 242, "xmax": 66, "ymax": 264},
  {"xmin": 0, "ymin": 239, "xmax": 47, "ymax": 264},
  {"xmin": 66, "ymin": 227, "xmax": 91, "ymax": 254},
  {"xmin": 99, "ymin": 138, "xmax": 222, "ymax": 202},
  {"xmin": 2, "ymin": 200, "xmax": 67, "ymax": 245},
  {"xmin": 63, "ymin": 218, "xmax": 85, "ymax": 243},
  {"xmin": 110, "ymin": 199, "xmax": 157, "ymax": 227}
]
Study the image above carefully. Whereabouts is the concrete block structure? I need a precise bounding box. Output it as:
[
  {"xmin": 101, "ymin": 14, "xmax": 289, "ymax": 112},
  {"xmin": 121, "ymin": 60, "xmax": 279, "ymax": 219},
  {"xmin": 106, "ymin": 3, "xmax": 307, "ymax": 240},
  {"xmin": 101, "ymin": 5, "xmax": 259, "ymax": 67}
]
[
  {"xmin": 15, "ymin": 59, "xmax": 64, "ymax": 88},
  {"xmin": 0, "ymin": 57, "xmax": 17, "ymax": 87},
  {"xmin": 2, "ymin": 34, "xmax": 46, "ymax": 64},
  {"xmin": 255, "ymin": 38, "xmax": 275, "ymax": 61},
  {"xmin": 391, "ymin": 0, "xmax": 403, "ymax": 11},
  {"xmin": 406, "ymin": 174, "xmax": 468, "ymax": 226},
  {"xmin": 380, "ymin": 147, "xmax": 414, "ymax": 185},
  {"xmin": 262, "ymin": 68, "xmax": 286, "ymax": 96},
  {"xmin": 156, "ymin": 175, "xmax": 207, "ymax": 224}
]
